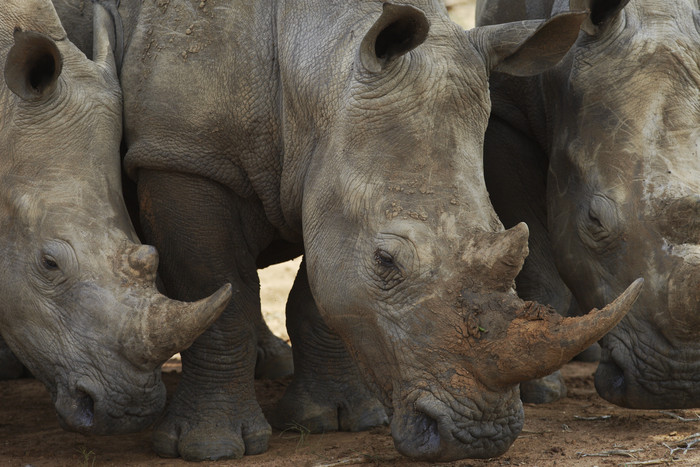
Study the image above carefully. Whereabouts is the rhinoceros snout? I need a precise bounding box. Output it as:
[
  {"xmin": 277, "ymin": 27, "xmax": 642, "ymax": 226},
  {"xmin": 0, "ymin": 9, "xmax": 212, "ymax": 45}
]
[
  {"xmin": 53, "ymin": 377, "xmax": 166, "ymax": 435},
  {"xmin": 390, "ymin": 394, "xmax": 521, "ymax": 461}
]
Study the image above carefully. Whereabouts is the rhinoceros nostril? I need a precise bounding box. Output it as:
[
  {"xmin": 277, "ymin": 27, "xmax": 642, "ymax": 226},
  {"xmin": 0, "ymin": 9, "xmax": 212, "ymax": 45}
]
[
  {"xmin": 72, "ymin": 388, "xmax": 95, "ymax": 430},
  {"xmin": 55, "ymin": 386, "xmax": 95, "ymax": 433},
  {"xmin": 392, "ymin": 410, "xmax": 441, "ymax": 458},
  {"xmin": 594, "ymin": 359, "xmax": 627, "ymax": 406}
]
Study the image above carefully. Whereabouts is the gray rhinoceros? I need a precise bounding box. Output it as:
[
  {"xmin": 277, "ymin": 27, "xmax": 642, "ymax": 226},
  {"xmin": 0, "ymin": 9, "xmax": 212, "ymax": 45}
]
[
  {"xmin": 477, "ymin": 0, "xmax": 700, "ymax": 409},
  {"xmin": 0, "ymin": 0, "xmax": 231, "ymax": 434},
  {"xmin": 54, "ymin": 0, "xmax": 644, "ymax": 462}
]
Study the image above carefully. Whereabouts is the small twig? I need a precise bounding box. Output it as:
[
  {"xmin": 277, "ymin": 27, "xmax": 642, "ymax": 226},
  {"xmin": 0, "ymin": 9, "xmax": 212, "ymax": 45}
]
[
  {"xmin": 619, "ymin": 459, "xmax": 678, "ymax": 466},
  {"xmin": 574, "ymin": 414, "xmax": 612, "ymax": 421},
  {"xmin": 662, "ymin": 432, "xmax": 700, "ymax": 456},
  {"xmin": 659, "ymin": 411, "xmax": 700, "ymax": 422},
  {"xmin": 577, "ymin": 448, "xmax": 642, "ymax": 458},
  {"xmin": 313, "ymin": 456, "xmax": 368, "ymax": 467}
]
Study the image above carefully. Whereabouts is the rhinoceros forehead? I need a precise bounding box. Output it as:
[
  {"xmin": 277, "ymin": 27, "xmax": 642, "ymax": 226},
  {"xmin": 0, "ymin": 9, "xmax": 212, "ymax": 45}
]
[{"xmin": 1, "ymin": 175, "xmax": 120, "ymax": 232}]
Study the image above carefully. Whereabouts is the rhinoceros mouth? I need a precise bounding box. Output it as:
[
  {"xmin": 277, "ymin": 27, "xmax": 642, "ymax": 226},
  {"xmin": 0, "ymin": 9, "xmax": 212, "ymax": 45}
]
[{"xmin": 390, "ymin": 393, "xmax": 522, "ymax": 461}]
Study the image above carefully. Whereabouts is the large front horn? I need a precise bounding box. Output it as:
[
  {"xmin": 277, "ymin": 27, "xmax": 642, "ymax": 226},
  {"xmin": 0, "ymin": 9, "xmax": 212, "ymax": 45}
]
[
  {"xmin": 478, "ymin": 278, "xmax": 643, "ymax": 386},
  {"xmin": 122, "ymin": 283, "xmax": 232, "ymax": 369}
]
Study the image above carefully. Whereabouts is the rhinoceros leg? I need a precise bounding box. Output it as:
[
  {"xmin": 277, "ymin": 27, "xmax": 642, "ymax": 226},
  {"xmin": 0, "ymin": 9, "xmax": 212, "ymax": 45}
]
[
  {"xmin": 137, "ymin": 169, "xmax": 274, "ymax": 461},
  {"xmin": 0, "ymin": 335, "xmax": 26, "ymax": 380},
  {"xmin": 254, "ymin": 314, "xmax": 293, "ymax": 380},
  {"xmin": 254, "ymin": 243, "xmax": 296, "ymax": 380},
  {"xmin": 271, "ymin": 261, "xmax": 388, "ymax": 433},
  {"xmin": 484, "ymin": 115, "xmax": 570, "ymax": 404}
]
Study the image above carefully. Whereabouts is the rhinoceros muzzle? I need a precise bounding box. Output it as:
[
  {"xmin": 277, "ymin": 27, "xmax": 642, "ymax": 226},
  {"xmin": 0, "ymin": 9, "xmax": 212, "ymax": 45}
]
[
  {"xmin": 595, "ymin": 326, "xmax": 700, "ymax": 409},
  {"xmin": 390, "ymin": 389, "xmax": 523, "ymax": 461},
  {"xmin": 53, "ymin": 371, "xmax": 168, "ymax": 435}
]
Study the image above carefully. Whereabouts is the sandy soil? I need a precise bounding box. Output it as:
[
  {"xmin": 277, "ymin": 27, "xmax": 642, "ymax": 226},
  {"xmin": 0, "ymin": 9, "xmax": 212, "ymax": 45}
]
[{"xmin": 2, "ymin": 2, "xmax": 699, "ymax": 466}]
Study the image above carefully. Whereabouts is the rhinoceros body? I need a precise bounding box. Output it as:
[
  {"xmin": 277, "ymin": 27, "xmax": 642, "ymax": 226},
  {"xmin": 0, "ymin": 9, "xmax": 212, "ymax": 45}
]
[
  {"xmin": 477, "ymin": 0, "xmax": 700, "ymax": 409},
  {"xmin": 50, "ymin": 0, "xmax": 644, "ymax": 461},
  {"xmin": 0, "ymin": 0, "xmax": 230, "ymax": 434}
]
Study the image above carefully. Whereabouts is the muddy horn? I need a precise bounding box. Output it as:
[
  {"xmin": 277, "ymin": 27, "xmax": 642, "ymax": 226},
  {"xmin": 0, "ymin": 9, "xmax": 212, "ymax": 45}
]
[
  {"xmin": 467, "ymin": 222, "xmax": 529, "ymax": 292},
  {"xmin": 481, "ymin": 278, "xmax": 644, "ymax": 386}
]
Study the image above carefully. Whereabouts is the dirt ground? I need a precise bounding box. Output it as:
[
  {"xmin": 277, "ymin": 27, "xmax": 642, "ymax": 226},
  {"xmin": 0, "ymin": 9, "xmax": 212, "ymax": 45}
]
[{"xmin": 2, "ymin": 2, "xmax": 699, "ymax": 466}]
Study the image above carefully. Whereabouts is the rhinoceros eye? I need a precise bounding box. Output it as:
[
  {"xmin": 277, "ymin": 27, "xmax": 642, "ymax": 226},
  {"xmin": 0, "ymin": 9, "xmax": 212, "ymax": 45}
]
[
  {"xmin": 372, "ymin": 248, "xmax": 405, "ymax": 290},
  {"xmin": 374, "ymin": 249, "xmax": 396, "ymax": 269},
  {"xmin": 41, "ymin": 255, "xmax": 59, "ymax": 271},
  {"xmin": 578, "ymin": 194, "xmax": 621, "ymax": 253}
]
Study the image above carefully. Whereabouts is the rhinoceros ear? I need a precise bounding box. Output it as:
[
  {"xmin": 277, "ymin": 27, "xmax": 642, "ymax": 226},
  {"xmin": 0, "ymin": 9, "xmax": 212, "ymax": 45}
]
[
  {"xmin": 570, "ymin": 0, "xmax": 630, "ymax": 35},
  {"xmin": 4, "ymin": 29, "xmax": 63, "ymax": 101},
  {"xmin": 359, "ymin": 3, "xmax": 430, "ymax": 73},
  {"xmin": 93, "ymin": 0, "xmax": 123, "ymax": 74},
  {"xmin": 471, "ymin": 11, "xmax": 587, "ymax": 77}
]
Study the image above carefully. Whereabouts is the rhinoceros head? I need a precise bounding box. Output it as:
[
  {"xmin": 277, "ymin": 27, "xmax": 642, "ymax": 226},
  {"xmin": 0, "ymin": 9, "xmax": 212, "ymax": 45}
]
[
  {"xmin": 285, "ymin": 3, "xmax": 642, "ymax": 460},
  {"xmin": 0, "ymin": 1, "xmax": 231, "ymax": 434},
  {"xmin": 543, "ymin": 0, "xmax": 700, "ymax": 409}
]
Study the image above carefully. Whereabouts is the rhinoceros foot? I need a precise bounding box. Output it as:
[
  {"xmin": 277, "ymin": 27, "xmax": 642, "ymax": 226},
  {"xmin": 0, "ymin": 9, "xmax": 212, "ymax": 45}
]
[
  {"xmin": 152, "ymin": 383, "xmax": 271, "ymax": 461},
  {"xmin": 272, "ymin": 263, "xmax": 387, "ymax": 433},
  {"xmin": 519, "ymin": 371, "xmax": 567, "ymax": 404},
  {"xmin": 271, "ymin": 370, "xmax": 388, "ymax": 433},
  {"xmin": 255, "ymin": 331, "xmax": 294, "ymax": 380}
]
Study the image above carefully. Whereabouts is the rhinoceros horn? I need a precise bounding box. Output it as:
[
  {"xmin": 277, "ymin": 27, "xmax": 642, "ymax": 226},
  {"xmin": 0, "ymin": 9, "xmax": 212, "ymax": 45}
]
[
  {"xmin": 132, "ymin": 283, "xmax": 232, "ymax": 368},
  {"xmin": 120, "ymin": 245, "xmax": 232, "ymax": 369},
  {"xmin": 466, "ymin": 222, "xmax": 530, "ymax": 292},
  {"xmin": 480, "ymin": 278, "xmax": 644, "ymax": 386}
]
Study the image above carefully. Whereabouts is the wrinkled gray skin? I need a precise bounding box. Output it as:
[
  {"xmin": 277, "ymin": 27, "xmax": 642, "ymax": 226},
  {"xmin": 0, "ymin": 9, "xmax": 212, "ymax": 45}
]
[
  {"xmin": 477, "ymin": 0, "xmax": 700, "ymax": 409},
  {"xmin": 52, "ymin": 0, "xmax": 644, "ymax": 462},
  {"xmin": 0, "ymin": 0, "xmax": 231, "ymax": 435}
]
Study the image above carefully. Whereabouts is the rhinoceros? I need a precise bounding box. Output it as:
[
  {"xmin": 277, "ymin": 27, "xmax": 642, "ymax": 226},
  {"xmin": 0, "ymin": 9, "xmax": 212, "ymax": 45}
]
[
  {"xmin": 0, "ymin": 0, "xmax": 231, "ymax": 434},
  {"xmin": 477, "ymin": 0, "xmax": 700, "ymax": 409},
  {"xmin": 52, "ymin": 0, "xmax": 644, "ymax": 461}
]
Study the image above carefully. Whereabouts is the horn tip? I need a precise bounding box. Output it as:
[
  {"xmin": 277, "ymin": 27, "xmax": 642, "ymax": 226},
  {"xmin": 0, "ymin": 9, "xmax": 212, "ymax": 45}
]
[
  {"xmin": 213, "ymin": 283, "xmax": 233, "ymax": 307},
  {"xmin": 619, "ymin": 277, "xmax": 645, "ymax": 303}
]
